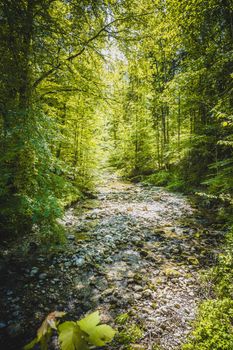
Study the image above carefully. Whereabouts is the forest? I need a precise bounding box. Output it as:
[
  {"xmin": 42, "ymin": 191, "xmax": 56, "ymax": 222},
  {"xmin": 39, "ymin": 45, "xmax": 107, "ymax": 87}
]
[{"xmin": 0, "ymin": 0, "xmax": 232, "ymax": 349}]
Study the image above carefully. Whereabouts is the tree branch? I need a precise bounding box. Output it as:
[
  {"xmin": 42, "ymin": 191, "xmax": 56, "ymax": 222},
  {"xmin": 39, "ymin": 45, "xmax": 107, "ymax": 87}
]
[
  {"xmin": 39, "ymin": 87, "xmax": 120, "ymax": 103},
  {"xmin": 32, "ymin": 11, "xmax": 154, "ymax": 90}
]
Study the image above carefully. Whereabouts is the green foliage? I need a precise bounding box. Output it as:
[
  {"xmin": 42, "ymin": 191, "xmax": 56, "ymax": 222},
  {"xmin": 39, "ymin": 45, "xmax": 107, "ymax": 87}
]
[
  {"xmin": 183, "ymin": 227, "xmax": 233, "ymax": 349},
  {"xmin": 24, "ymin": 311, "xmax": 116, "ymax": 350},
  {"xmin": 115, "ymin": 313, "xmax": 130, "ymax": 325},
  {"xmin": 203, "ymin": 159, "xmax": 233, "ymax": 195},
  {"xmin": 143, "ymin": 171, "xmax": 171, "ymax": 186},
  {"xmin": 165, "ymin": 177, "xmax": 186, "ymax": 192},
  {"xmin": 0, "ymin": 0, "xmax": 108, "ymax": 240},
  {"xmin": 212, "ymin": 229, "xmax": 233, "ymax": 298},
  {"xmin": 58, "ymin": 322, "xmax": 89, "ymax": 350},
  {"xmin": 142, "ymin": 170, "xmax": 186, "ymax": 192},
  {"xmin": 107, "ymin": 0, "xmax": 233, "ymax": 206},
  {"xmin": 1, "ymin": 1, "xmax": 233, "ymax": 349},
  {"xmin": 24, "ymin": 311, "xmax": 66, "ymax": 350},
  {"xmin": 200, "ymin": 159, "xmax": 233, "ymax": 221},
  {"xmin": 0, "ymin": 0, "xmax": 232, "ymax": 252},
  {"xmin": 152, "ymin": 345, "xmax": 162, "ymax": 350},
  {"xmin": 117, "ymin": 324, "xmax": 144, "ymax": 345},
  {"xmin": 0, "ymin": 108, "xmax": 64, "ymax": 238},
  {"xmin": 182, "ymin": 298, "xmax": 233, "ymax": 350}
]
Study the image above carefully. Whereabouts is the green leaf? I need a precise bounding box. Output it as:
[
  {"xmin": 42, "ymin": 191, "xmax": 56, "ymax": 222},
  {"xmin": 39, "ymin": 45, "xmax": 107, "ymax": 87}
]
[
  {"xmin": 37, "ymin": 318, "xmax": 50, "ymax": 340},
  {"xmin": 23, "ymin": 338, "xmax": 38, "ymax": 350},
  {"xmin": 58, "ymin": 321, "xmax": 89, "ymax": 350},
  {"xmin": 77, "ymin": 311, "xmax": 100, "ymax": 335},
  {"xmin": 88, "ymin": 325, "xmax": 116, "ymax": 346},
  {"xmin": 24, "ymin": 311, "xmax": 66, "ymax": 350}
]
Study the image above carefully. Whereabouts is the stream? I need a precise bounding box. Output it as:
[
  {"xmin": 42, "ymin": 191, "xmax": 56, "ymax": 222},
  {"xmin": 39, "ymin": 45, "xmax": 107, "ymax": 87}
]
[{"xmin": 0, "ymin": 176, "xmax": 223, "ymax": 349}]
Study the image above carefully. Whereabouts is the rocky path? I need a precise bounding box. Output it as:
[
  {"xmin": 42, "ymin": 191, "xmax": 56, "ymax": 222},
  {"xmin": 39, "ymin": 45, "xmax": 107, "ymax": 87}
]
[{"xmin": 0, "ymin": 177, "xmax": 222, "ymax": 349}]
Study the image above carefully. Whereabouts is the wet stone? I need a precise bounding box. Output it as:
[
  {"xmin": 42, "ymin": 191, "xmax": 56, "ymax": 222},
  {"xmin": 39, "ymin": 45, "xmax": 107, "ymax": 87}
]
[
  {"xmin": 30, "ymin": 267, "xmax": 39, "ymax": 277},
  {"xmin": 0, "ymin": 322, "xmax": 7, "ymax": 329},
  {"xmin": 0, "ymin": 175, "xmax": 221, "ymax": 350},
  {"xmin": 67, "ymin": 234, "xmax": 75, "ymax": 240}
]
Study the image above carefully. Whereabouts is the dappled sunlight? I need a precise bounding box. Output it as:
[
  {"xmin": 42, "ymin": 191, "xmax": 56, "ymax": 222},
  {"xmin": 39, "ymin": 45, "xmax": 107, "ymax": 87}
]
[
  {"xmin": 58, "ymin": 178, "xmax": 221, "ymax": 349},
  {"xmin": 0, "ymin": 0, "xmax": 232, "ymax": 349}
]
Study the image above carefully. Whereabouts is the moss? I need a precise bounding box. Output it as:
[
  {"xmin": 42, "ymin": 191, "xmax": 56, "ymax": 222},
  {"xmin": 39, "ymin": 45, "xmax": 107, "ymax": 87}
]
[
  {"xmin": 74, "ymin": 232, "xmax": 89, "ymax": 241},
  {"xmin": 117, "ymin": 324, "xmax": 144, "ymax": 345},
  {"xmin": 183, "ymin": 298, "xmax": 233, "ymax": 350},
  {"xmin": 146, "ymin": 282, "xmax": 157, "ymax": 292},
  {"xmin": 151, "ymin": 302, "xmax": 158, "ymax": 309},
  {"xmin": 187, "ymin": 256, "xmax": 199, "ymax": 265},
  {"xmin": 133, "ymin": 273, "xmax": 143, "ymax": 282},
  {"xmin": 163, "ymin": 267, "xmax": 182, "ymax": 278},
  {"xmin": 155, "ymin": 277, "xmax": 163, "ymax": 285},
  {"xmin": 185, "ymin": 272, "xmax": 193, "ymax": 278},
  {"xmin": 115, "ymin": 313, "xmax": 130, "ymax": 325},
  {"xmin": 160, "ymin": 228, "xmax": 180, "ymax": 239},
  {"xmin": 152, "ymin": 345, "xmax": 162, "ymax": 350},
  {"xmin": 128, "ymin": 344, "xmax": 146, "ymax": 350}
]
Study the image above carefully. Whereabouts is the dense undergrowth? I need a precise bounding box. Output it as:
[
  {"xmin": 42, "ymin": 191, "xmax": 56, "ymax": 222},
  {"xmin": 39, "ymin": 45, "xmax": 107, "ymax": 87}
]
[{"xmin": 182, "ymin": 228, "xmax": 233, "ymax": 350}]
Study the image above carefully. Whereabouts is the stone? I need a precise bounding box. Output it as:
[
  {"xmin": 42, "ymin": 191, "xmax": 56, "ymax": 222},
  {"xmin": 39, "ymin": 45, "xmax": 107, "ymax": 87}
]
[
  {"xmin": 174, "ymin": 303, "xmax": 181, "ymax": 309},
  {"xmin": 142, "ymin": 307, "xmax": 153, "ymax": 314},
  {"xmin": 74, "ymin": 257, "xmax": 85, "ymax": 266},
  {"xmin": 65, "ymin": 221, "xmax": 73, "ymax": 226},
  {"xmin": 0, "ymin": 178, "xmax": 217, "ymax": 350},
  {"xmin": 126, "ymin": 271, "xmax": 135, "ymax": 279},
  {"xmin": 0, "ymin": 322, "xmax": 7, "ymax": 329},
  {"xmin": 142, "ymin": 289, "xmax": 153, "ymax": 297},
  {"xmin": 134, "ymin": 293, "xmax": 142, "ymax": 300},
  {"xmin": 30, "ymin": 267, "xmax": 39, "ymax": 276},
  {"xmin": 7, "ymin": 323, "xmax": 22, "ymax": 336},
  {"xmin": 102, "ymin": 288, "xmax": 114, "ymax": 297},
  {"xmin": 67, "ymin": 234, "xmax": 75, "ymax": 240},
  {"xmin": 133, "ymin": 285, "xmax": 143, "ymax": 292},
  {"xmin": 130, "ymin": 345, "xmax": 146, "ymax": 350},
  {"xmin": 64, "ymin": 261, "xmax": 71, "ymax": 268}
]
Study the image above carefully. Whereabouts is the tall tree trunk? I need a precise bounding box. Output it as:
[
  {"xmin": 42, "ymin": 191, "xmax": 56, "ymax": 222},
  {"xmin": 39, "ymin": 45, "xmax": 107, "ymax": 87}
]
[
  {"xmin": 56, "ymin": 103, "xmax": 67, "ymax": 159},
  {"xmin": 177, "ymin": 93, "xmax": 181, "ymax": 155}
]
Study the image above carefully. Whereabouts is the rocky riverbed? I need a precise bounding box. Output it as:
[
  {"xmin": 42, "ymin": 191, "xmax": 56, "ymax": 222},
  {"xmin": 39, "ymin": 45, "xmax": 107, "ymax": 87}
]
[{"xmin": 0, "ymin": 177, "xmax": 223, "ymax": 349}]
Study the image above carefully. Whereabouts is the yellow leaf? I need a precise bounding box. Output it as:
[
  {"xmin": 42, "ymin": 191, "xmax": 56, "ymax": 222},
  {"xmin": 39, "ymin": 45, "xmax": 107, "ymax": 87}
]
[{"xmin": 37, "ymin": 311, "xmax": 66, "ymax": 339}]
